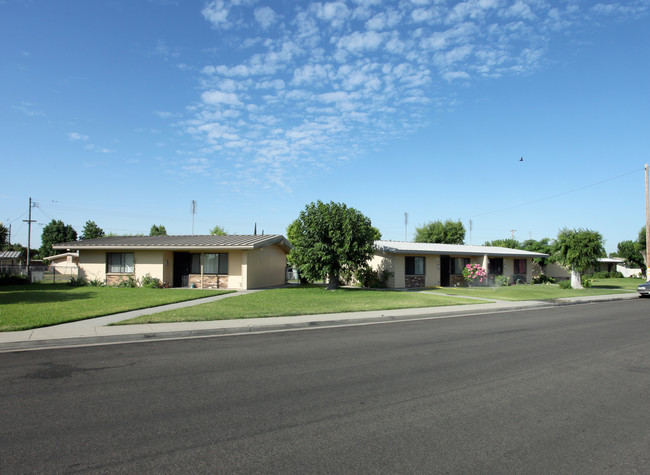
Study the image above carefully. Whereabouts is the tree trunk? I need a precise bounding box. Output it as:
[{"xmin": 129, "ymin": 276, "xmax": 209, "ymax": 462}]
[
  {"xmin": 570, "ymin": 268, "xmax": 583, "ymax": 289},
  {"xmin": 327, "ymin": 271, "xmax": 339, "ymax": 290}
]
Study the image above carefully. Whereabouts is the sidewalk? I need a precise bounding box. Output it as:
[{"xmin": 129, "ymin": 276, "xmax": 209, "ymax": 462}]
[{"xmin": 0, "ymin": 291, "xmax": 640, "ymax": 352}]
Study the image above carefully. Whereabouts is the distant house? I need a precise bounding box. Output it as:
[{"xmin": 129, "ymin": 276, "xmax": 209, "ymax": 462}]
[
  {"xmin": 545, "ymin": 257, "xmax": 643, "ymax": 280},
  {"xmin": 43, "ymin": 251, "xmax": 79, "ymax": 277},
  {"xmin": 0, "ymin": 250, "xmax": 23, "ymax": 267},
  {"xmin": 53, "ymin": 235, "xmax": 291, "ymax": 289},
  {"xmin": 370, "ymin": 241, "xmax": 548, "ymax": 288}
]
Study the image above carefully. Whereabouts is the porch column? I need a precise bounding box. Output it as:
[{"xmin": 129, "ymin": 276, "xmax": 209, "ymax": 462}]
[
  {"xmin": 200, "ymin": 253, "xmax": 204, "ymax": 289},
  {"xmin": 482, "ymin": 254, "xmax": 489, "ymax": 272}
]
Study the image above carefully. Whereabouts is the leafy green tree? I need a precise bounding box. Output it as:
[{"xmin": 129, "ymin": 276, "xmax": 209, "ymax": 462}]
[
  {"xmin": 484, "ymin": 239, "xmax": 521, "ymax": 249},
  {"xmin": 210, "ymin": 225, "xmax": 228, "ymax": 236},
  {"xmin": 522, "ymin": 238, "xmax": 553, "ymax": 270},
  {"xmin": 614, "ymin": 240, "xmax": 646, "ymax": 276},
  {"xmin": 414, "ymin": 219, "xmax": 465, "ymax": 244},
  {"xmin": 40, "ymin": 219, "xmax": 77, "ymax": 257},
  {"xmin": 552, "ymin": 228, "xmax": 605, "ymax": 289},
  {"xmin": 81, "ymin": 220, "xmax": 105, "ymax": 240},
  {"xmin": 149, "ymin": 224, "xmax": 168, "ymax": 236},
  {"xmin": 0, "ymin": 222, "xmax": 8, "ymax": 249},
  {"xmin": 288, "ymin": 200, "xmax": 376, "ymax": 290},
  {"xmin": 371, "ymin": 226, "xmax": 382, "ymax": 241}
]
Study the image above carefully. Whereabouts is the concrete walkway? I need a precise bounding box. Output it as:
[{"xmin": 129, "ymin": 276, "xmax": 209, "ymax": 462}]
[{"xmin": 0, "ymin": 290, "xmax": 640, "ymax": 352}]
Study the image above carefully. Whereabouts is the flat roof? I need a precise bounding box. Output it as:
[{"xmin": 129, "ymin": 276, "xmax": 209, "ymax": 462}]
[{"xmin": 374, "ymin": 240, "xmax": 549, "ymax": 258}]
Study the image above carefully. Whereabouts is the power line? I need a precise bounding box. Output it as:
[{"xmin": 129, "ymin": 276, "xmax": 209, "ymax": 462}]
[{"xmin": 465, "ymin": 167, "xmax": 643, "ymax": 220}]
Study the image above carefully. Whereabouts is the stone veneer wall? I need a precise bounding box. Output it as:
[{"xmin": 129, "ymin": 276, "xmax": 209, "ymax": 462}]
[
  {"xmin": 405, "ymin": 275, "xmax": 425, "ymax": 288},
  {"xmin": 188, "ymin": 274, "xmax": 228, "ymax": 289},
  {"xmin": 106, "ymin": 274, "xmax": 132, "ymax": 286},
  {"xmin": 450, "ymin": 274, "xmax": 465, "ymax": 287}
]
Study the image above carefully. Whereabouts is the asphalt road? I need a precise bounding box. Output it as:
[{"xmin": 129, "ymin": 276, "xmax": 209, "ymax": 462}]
[{"xmin": 1, "ymin": 299, "xmax": 649, "ymax": 474}]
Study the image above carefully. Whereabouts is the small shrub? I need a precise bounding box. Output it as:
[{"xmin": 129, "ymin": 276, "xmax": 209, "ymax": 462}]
[
  {"xmin": 462, "ymin": 264, "xmax": 487, "ymax": 286},
  {"xmin": 88, "ymin": 278, "xmax": 104, "ymax": 287},
  {"xmin": 582, "ymin": 276, "xmax": 593, "ymax": 288},
  {"xmin": 141, "ymin": 273, "xmax": 163, "ymax": 289},
  {"xmin": 355, "ymin": 267, "xmax": 392, "ymax": 288},
  {"xmin": 532, "ymin": 274, "xmax": 555, "ymax": 284},
  {"xmin": 0, "ymin": 273, "xmax": 29, "ymax": 286},
  {"xmin": 591, "ymin": 270, "xmax": 625, "ymax": 279},
  {"xmin": 68, "ymin": 277, "xmax": 88, "ymax": 287},
  {"xmin": 495, "ymin": 275, "xmax": 510, "ymax": 287},
  {"xmin": 559, "ymin": 280, "xmax": 572, "ymax": 289},
  {"xmin": 116, "ymin": 276, "xmax": 138, "ymax": 288}
]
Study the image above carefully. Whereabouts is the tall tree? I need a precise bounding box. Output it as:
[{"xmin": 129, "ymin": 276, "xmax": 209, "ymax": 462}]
[
  {"xmin": 0, "ymin": 222, "xmax": 8, "ymax": 249},
  {"xmin": 288, "ymin": 200, "xmax": 376, "ymax": 290},
  {"xmin": 81, "ymin": 220, "xmax": 105, "ymax": 240},
  {"xmin": 484, "ymin": 238, "xmax": 521, "ymax": 249},
  {"xmin": 210, "ymin": 225, "xmax": 228, "ymax": 236},
  {"xmin": 552, "ymin": 228, "xmax": 605, "ymax": 289},
  {"xmin": 614, "ymin": 240, "xmax": 646, "ymax": 276},
  {"xmin": 414, "ymin": 219, "xmax": 465, "ymax": 244},
  {"xmin": 149, "ymin": 224, "xmax": 168, "ymax": 236},
  {"xmin": 40, "ymin": 219, "xmax": 77, "ymax": 257},
  {"xmin": 522, "ymin": 238, "xmax": 553, "ymax": 270}
]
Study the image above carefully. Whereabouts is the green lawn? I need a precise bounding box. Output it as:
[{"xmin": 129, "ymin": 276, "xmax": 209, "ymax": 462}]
[
  {"xmin": 119, "ymin": 286, "xmax": 486, "ymax": 325},
  {"xmin": 424, "ymin": 278, "xmax": 640, "ymax": 301},
  {"xmin": 0, "ymin": 284, "xmax": 233, "ymax": 332}
]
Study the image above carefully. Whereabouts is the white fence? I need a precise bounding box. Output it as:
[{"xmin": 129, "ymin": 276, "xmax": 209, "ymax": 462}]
[{"xmin": 1, "ymin": 264, "xmax": 79, "ymax": 283}]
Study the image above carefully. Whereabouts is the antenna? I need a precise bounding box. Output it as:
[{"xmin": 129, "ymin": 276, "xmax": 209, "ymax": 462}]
[
  {"xmin": 404, "ymin": 212, "xmax": 408, "ymax": 241},
  {"xmin": 469, "ymin": 219, "xmax": 473, "ymax": 245},
  {"xmin": 510, "ymin": 229, "xmax": 516, "ymax": 239},
  {"xmin": 191, "ymin": 200, "xmax": 197, "ymax": 235}
]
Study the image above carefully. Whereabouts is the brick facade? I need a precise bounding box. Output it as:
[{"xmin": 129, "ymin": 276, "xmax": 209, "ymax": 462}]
[
  {"xmin": 106, "ymin": 274, "xmax": 133, "ymax": 286},
  {"xmin": 405, "ymin": 275, "xmax": 425, "ymax": 288},
  {"xmin": 188, "ymin": 274, "xmax": 228, "ymax": 289}
]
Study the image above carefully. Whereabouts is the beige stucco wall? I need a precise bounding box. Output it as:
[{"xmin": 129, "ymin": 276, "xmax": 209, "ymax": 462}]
[
  {"xmin": 368, "ymin": 253, "xmax": 397, "ymax": 288},
  {"xmin": 78, "ymin": 250, "xmax": 107, "ymax": 281},
  {"xmin": 132, "ymin": 251, "xmax": 165, "ymax": 282},
  {"xmin": 227, "ymin": 250, "xmax": 244, "ymax": 289},
  {"xmin": 244, "ymin": 245, "xmax": 287, "ymax": 289}
]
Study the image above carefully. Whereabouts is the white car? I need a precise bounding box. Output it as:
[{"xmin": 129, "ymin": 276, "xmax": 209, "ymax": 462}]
[{"xmin": 638, "ymin": 281, "xmax": 650, "ymax": 298}]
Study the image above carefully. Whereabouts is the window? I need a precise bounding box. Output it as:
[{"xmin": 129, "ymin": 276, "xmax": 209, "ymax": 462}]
[
  {"xmin": 489, "ymin": 258, "xmax": 503, "ymax": 275},
  {"xmin": 191, "ymin": 253, "xmax": 228, "ymax": 274},
  {"xmin": 106, "ymin": 252, "xmax": 134, "ymax": 273},
  {"xmin": 405, "ymin": 256, "xmax": 425, "ymax": 275},
  {"xmin": 451, "ymin": 258, "xmax": 470, "ymax": 275},
  {"xmin": 514, "ymin": 259, "xmax": 527, "ymax": 274}
]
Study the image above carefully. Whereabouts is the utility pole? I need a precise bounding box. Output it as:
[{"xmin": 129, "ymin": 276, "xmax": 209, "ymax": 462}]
[
  {"xmin": 510, "ymin": 229, "xmax": 516, "ymax": 239},
  {"xmin": 645, "ymin": 163, "xmax": 650, "ymax": 282},
  {"xmin": 191, "ymin": 200, "xmax": 197, "ymax": 235},
  {"xmin": 404, "ymin": 212, "xmax": 408, "ymax": 241},
  {"xmin": 23, "ymin": 197, "xmax": 36, "ymax": 278},
  {"xmin": 469, "ymin": 219, "xmax": 473, "ymax": 245}
]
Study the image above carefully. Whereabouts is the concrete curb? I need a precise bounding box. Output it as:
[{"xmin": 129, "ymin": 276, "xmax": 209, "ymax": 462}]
[{"xmin": 0, "ymin": 292, "xmax": 640, "ymax": 352}]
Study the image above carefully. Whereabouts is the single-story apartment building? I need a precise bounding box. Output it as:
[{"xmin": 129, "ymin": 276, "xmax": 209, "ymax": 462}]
[
  {"xmin": 370, "ymin": 241, "xmax": 548, "ymax": 288},
  {"xmin": 53, "ymin": 234, "xmax": 291, "ymax": 290}
]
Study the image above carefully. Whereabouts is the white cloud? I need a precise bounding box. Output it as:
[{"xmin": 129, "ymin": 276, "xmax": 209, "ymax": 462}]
[
  {"xmin": 202, "ymin": 0, "xmax": 229, "ymax": 28},
  {"xmin": 201, "ymin": 90, "xmax": 244, "ymax": 106},
  {"xmin": 12, "ymin": 102, "xmax": 44, "ymax": 117},
  {"xmin": 68, "ymin": 132, "xmax": 89, "ymax": 141},
  {"xmin": 254, "ymin": 6, "xmax": 277, "ymax": 29},
  {"xmin": 186, "ymin": 0, "xmax": 648, "ymax": 192}
]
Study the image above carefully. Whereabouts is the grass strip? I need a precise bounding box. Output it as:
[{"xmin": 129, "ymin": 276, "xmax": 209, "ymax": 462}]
[
  {"xmin": 423, "ymin": 278, "xmax": 638, "ymax": 301},
  {"xmin": 118, "ymin": 286, "xmax": 486, "ymax": 324},
  {"xmin": 0, "ymin": 284, "xmax": 233, "ymax": 332}
]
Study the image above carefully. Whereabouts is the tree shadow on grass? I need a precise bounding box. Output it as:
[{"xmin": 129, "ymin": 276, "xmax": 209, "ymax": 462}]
[{"xmin": 0, "ymin": 287, "xmax": 94, "ymax": 305}]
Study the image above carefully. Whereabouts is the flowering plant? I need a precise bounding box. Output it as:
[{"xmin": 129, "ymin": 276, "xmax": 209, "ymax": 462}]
[{"xmin": 462, "ymin": 263, "xmax": 487, "ymax": 286}]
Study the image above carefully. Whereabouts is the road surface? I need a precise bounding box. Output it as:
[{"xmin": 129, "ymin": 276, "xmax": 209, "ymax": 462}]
[{"xmin": 1, "ymin": 299, "xmax": 649, "ymax": 473}]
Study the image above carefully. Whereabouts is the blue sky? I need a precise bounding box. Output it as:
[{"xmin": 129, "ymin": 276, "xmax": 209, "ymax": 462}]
[{"xmin": 2, "ymin": 0, "xmax": 649, "ymax": 253}]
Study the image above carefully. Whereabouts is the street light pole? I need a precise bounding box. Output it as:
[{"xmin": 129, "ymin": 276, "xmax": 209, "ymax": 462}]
[{"xmin": 645, "ymin": 163, "xmax": 650, "ymax": 282}]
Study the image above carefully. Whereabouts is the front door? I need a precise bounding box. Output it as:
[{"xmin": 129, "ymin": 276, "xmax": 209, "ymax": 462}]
[
  {"xmin": 173, "ymin": 252, "xmax": 192, "ymax": 287},
  {"xmin": 440, "ymin": 255, "xmax": 450, "ymax": 287}
]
